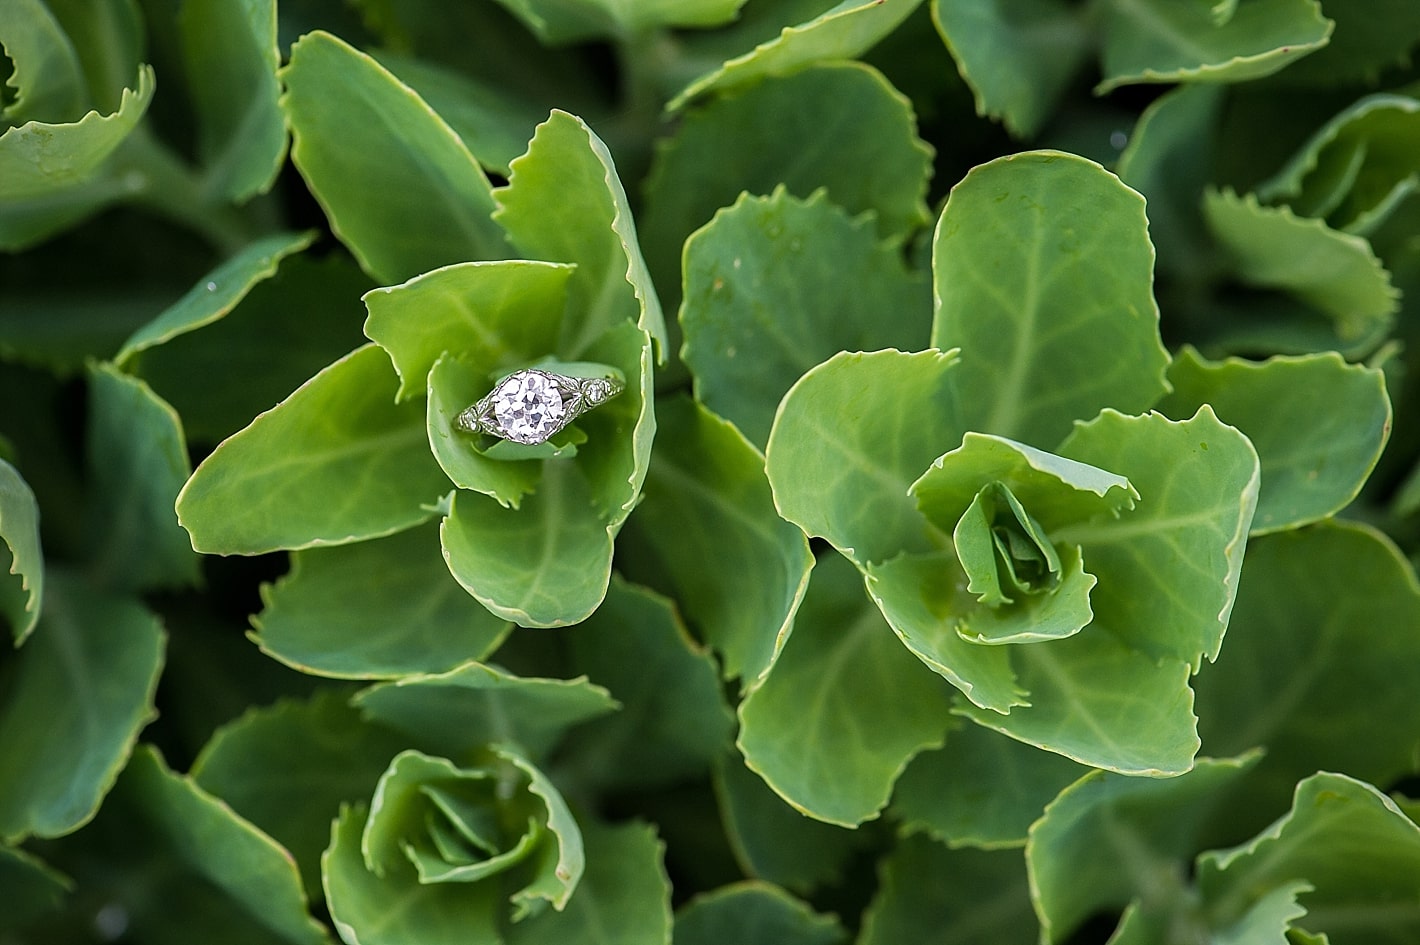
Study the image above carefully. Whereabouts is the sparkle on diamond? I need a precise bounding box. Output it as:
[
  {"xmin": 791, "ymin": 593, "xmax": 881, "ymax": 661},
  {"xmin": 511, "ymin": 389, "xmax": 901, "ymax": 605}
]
[{"xmin": 492, "ymin": 372, "xmax": 565, "ymax": 443}]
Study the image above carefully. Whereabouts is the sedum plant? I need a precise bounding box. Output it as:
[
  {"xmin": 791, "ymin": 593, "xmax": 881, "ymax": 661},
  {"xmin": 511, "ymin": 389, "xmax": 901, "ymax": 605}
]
[{"xmin": 2, "ymin": 1, "xmax": 1420, "ymax": 943}]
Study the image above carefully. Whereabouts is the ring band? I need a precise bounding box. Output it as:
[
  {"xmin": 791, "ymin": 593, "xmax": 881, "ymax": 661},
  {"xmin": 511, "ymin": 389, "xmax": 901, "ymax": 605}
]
[{"xmin": 455, "ymin": 368, "xmax": 624, "ymax": 445}]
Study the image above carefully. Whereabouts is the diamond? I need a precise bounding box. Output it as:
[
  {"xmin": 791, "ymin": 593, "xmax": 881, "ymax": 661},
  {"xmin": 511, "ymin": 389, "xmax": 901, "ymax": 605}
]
[{"xmin": 491, "ymin": 372, "xmax": 565, "ymax": 444}]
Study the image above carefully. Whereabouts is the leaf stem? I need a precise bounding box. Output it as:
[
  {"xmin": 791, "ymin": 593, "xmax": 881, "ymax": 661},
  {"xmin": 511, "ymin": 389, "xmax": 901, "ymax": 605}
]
[{"xmin": 111, "ymin": 127, "xmax": 252, "ymax": 254}]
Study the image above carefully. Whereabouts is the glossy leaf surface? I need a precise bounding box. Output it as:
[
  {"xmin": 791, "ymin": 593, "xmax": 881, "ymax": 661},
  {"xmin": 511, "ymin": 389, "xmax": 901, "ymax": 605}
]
[{"xmin": 674, "ymin": 882, "xmax": 846, "ymax": 945}]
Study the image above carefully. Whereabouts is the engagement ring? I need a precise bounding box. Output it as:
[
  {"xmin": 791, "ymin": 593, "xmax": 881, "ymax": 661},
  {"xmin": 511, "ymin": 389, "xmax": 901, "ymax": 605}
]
[{"xmin": 455, "ymin": 368, "xmax": 624, "ymax": 445}]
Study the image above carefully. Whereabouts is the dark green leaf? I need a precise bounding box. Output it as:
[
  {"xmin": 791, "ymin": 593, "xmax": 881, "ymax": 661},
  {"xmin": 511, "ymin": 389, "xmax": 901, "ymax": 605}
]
[
  {"xmin": 0, "ymin": 845, "xmax": 70, "ymax": 929},
  {"xmin": 40, "ymin": 0, "xmax": 144, "ymax": 112},
  {"xmin": 495, "ymin": 0, "xmax": 746, "ymax": 44},
  {"xmin": 674, "ymin": 881, "xmax": 846, "ymax": 945},
  {"xmin": 0, "ymin": 458, "xmax": 42, "ymax": 644},
  {"xmin": 1270, "ymin": 0, "xmax": 1420, "ymax": 86},
  {"xmin": 0, "ymin": 0, "xmax": 88, "ymax": 124}
]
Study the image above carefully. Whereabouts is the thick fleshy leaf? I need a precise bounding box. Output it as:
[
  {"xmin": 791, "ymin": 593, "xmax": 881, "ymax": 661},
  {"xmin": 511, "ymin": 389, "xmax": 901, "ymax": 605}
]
[
  {"xmin": 179, "ymin": 0, "xmax": 286, "ymax": 201},
  {"xmin": 116, "ymin": 230, "xmax": 315, "ymax": 364},
  {"xmin": 674, "ymin": 882, "xmax": 846, "ymax": 945},
  {"xmin": 930, "ymin": 0, "xmax": 1091, "ymax": 138},
  {"xmin": 1054, "ymin": 407, "xmax": 1259, "ymax": 668},
  {"xmin": 1156, "ymin": 348, "xmax": 1390, "ymax": 534},
  {"xmin": 669, "ymin": 0, "xmax": 924, "ymax": 110},
  {"xmin": 495, "ymin": 0, "xmax": 745, "ymax": 43},
  {"xmin": 1275, "ymin": 1, "xmax": 1420, "ymax": 86},
  {"xmin": 1192, "ymin": 522, "xmax": 1420, "ymax": 824},
  {"xmin": 84, "ymin": 364, "xmax": 198, "ymax": 592},
  {"xmin": 1198, "ymin": 773, "xmax": 1420, "ymax": 945},
  {"xmin": 493, "ymin": 109, "xmax": 666, "ymax": 358},
  {"xmin": 440, "ymin": 464, "xmax": 612, "ymax": 627},
  {"xmin": 0, "ymin": 0, "xmax": 88, "ymax": 125},
  {"xmin": 0, "ymin": 845, "xmax": 70, "ymax": 928},
  {"xmin": 363, "ymin": 258, "xmax": 573, "ymax": 402},
  {"xmin": 1097, "ymin": 0, "xmax": 1332, "ymax": 92},
  {"xmin": 559, "ymin": 578, "xmax": 734, "ymax": 792},
  {"xmin": 738, "ymin": 553, "xmax": 957, "ymax": 826},
  {"xmin": 642, "ymin": 62, "xmax": 933, "ymax": 304},
  {"xmin": 177, "ymin": 344, "xmax": 451, "ymax": 554},
  {"xmin": 1203, "ymin": 188, "xmax": 1400, "ymax": 348},
  {"xmin": 252, "ymin": 522, "xmax": 510, "ymax": 679},
  {"xmin": 191, "ymin": 692, "xmax": 410, "ymax": 900},
  {"xmin": 0, "ymin": 572, "xmax": 163, "ymax": 841},
  {"xmin": 0, "ymin": 458, "xmax": 42, "ymax": 644},
  {"xmin": 713, "ymin": 753, "xmax": 861, "ymax": 894},
  {"xmin": 37, "ymin": 0, "xmax": 144, "ymax": 113},
  {"xmin": 891, "ymin": 722, "xmax": 1086, "ymax": 849},
  {"xmin": 280, "ymin": 30, "xmax": 510, "ymax": 284},
  {"xmin": 680, "ymin": 188, "xmax": 930, "ymax": 448},
  {"xmin": 930, "ymin": 150, "xmax": 1170, "ymax": 447},
  {"xmin": 618, "ymin": 396, "xmax": 812, "ymax": 689},
  {"xmin": 765, "ymin": 349, "xmax": 963, "ymax": 568},
  {"xmin": 568, "ymin": 319, "xmax": 656, "ymax": 528},
  {"xmin": 1027, "ymin": 755, "xmax": 1260, "ymax": 945},
  {"xmin": 354, "ymin": 660, "xmax": 616, "ymax": 761},
  {"xmin": 858, "ymin": 836, "xmax": 1039, "ymax": 945},
  {"xmin": 505, "ymin": 819, "xmax": 671, "ymax": 945}
]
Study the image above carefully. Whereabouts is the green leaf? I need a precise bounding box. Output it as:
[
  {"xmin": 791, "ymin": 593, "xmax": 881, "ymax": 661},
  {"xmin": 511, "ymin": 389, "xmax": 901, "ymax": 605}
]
[
  {"xmin": 642, "ymin": 62, "xmax": 933, "ymax": 305},
  {"xmin": 106, "ymin": 745, "xmax": 328, "ymax": 945},
  {"xmin": 505, "ymin": 819, "xmax": 672, "ymax": 945},
  {"xmin": 0, "ymin": 63, "xmax": 153, "ymax": 200},
  {"xmin": 1026, "ymin": 754, "xmax": 1260, "ymax": 945},
  {"xmin": 280, "ymin": 30, "xmax": 510, "ymax": 284},
  {"xmin": 354, "ymin": 660, "xmax": 616, "ymax": 761},
  {"xmin": 1054, "ymin": 407, "xmax": 1259, "ymax": 668},
  {"xmin": 738, "ymin": 552, "xmax": 957, "ymax": 826},
  {"xmin": 891, "ymin": 722, "xmax": 1086, "ymax": 849},
  {"xmin": 179, "ymin": 0, "xmax": 286, "ymax": 201},
  {"xmin": 1097, "ymin": 0, "xmax": 1332, "ymax": 93},
  {"xmin": 669, "ymin": 0, "xmax": 925, "ymax": 110},
  {"xmin": 1192, "ymin": 522, "xmax": 1420, "ymax": 824},
  {"xmin": 674, "ymin": 881, "xmax": 846, "ymax": 945},
  {"xmin": 1203, "ymin": 188, "xmax": 1400, "ymax": 346},
  {"xmin": 0, "ymin": 458, "xmax": 42, "ymax": 644},
  {"xmin": 713, "ymin": 753, "xmax": 861, "ymax": 894},
  {"xmin": 252, "ymin": 522, "xmax": 511, "ymax": 679},
  {"xmin": 0, "ymin": 572, "xmax": 163, "ymax": 840},
  {"xmin": 765, "ymin": 349, "xmax": 963, "ymax": 569},
  {"xmin": 0, "ymin": 0, "xmax": 88, "ymax": 124},
  {"xmin": 363, "ymin": 258, "xmax": 573, "ymax": 402},
  {"xmin": 1268, "ymin": 0, "xmax": 1420, "ymax": 86},
  {"xmin": 116, "ymin": 230, "xmax": 316, "ymax": 365},
  {"xmin": 492, "ymin": 109, "xmax": 666, "ymax": 359},
  {"xmin": 84, "ymin": 363, "xmax": 198, "ymax": 592},
  {"xmin": 1156, "ymin": 347, "xmax": 1390, "ymax": 534},
  {"xmin": 930, "ymin": 150, "xmax": 1171, "ymax": 447},
  {"xmin": 177, "ymin": 344, "xmax": 451, "ymax": 554},
  {"xmin": 680, "ymin": 187, "xmax": 930, "ymax": 448},
  {"xmin": 559, "ymin": 578, "xmax": 734, "ymax": 792},
  {"xmin": 1198, "ymin": 773, "xmax": 1420, "ymax": 945},
  {"xmin": 191, "ymin": 692, "xmax": 410, "ymax": 901},
  {"xmin": 930, "ymin": 0, "xmax": 1091, "ymax": 139},
  {"xmin": 618, "ymin": 395, "xmax": 812, "ymax": 689},
  {"xmin": 495, "ymin": 0, "xmax": 746, "ymax": 43},
  {"xmin": 426, "ymin": 354, "xmax": 546, "ymax": 508},
  {"xmin": 39, "ymin": 0, "xmax": 143, "ymax": 113},
  {"xmin": 0, "ymin": 845, "xmax": 70, "ymax": 929},
  {"xmin": 859, "ymin": 835, "xmax": 1039, "ymax": 945}
]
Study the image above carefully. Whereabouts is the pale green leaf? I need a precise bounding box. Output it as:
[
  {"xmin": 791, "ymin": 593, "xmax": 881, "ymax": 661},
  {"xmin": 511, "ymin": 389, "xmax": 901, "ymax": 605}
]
[
  {"xmin": 618, "ymin": 395, "xmax": 812, "ymax": 690},
  {"xmin": 116, "ymin": 230, "xmax": 316, "ymax": 365},
  {"xmin": 252, "ymin": 522, "xmax": 510, "ymax": 679},
  {"xmin": 493, "ymin": 109, "xmax": 666, "ymax": 359},
  {"xmin": 669, "ymin": 0, "xmax": 925, "ymax": 110},
  {"xmin": 179, "ymin": 0, "xmax": 287, "ymax": 201},
  {"xmin": 84, "ymin": 363, "xmax": 198, "ymax": 592},
  {"xmin": 1156, "ymin": 348, "xmax": 1390, "ymax": 534},
  {"xmin": 495, "ymin": 0, "xmax": 746, "ymax": 43},
  {"xmin": 765, "ymin": 349, "xmax": 963, "ymax": 568},
  {"xmin": 1203, "ymin": 188, "xmax": 1399, "ymax": 346},
  {"xmin": 0, "ymin": 458, "xmax": 42, "ymax": 644},
  {"xmin": 0, "ymin": 572, "xmax": 163, "ymax": 841},
  {"xmin": 680, "ymin": 188, "xmax": 930, "ymax": 448},
  {"xmin": 930, "ymin": 0, "xmax": 1091, "ymax": 138},
  {"xmin": 891, "ymin": 723, "xmax": 1086, "ymax": 849},
  {"xmin": 355, "ymin": 661, "xmax": 615, "ymax": 761},
  {"xmin": 0, "ymin": 845, "xmax": 70, "ymax": 928},
  {"xmin": 280, "ymin": 30, "xmax": 511, "ymax": 284},
  {"xmin": 1097, "ymin": 0, "xmax": 1332, "ymax": 92},
  {"xmin": 0, "ymin": 0, "xmax": 87, "ymax": 124},
  {"xmin": 674, "ymin": 881, "xmax": 846, "ymax": 945},
  {"xmin": 1054, "ymin": 407, "xmax": 1259, "ymax": 668},
  {"xmin": 931, "ymin": 150, "xmax": 1170, "ymax": 447},
  {"xmin": 738, "ymin": 553, "xmax": 957, "ymax": 826},
  {"xmin": 363, "ymin": 259, "xmax": 573, "ymax": 402}
]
